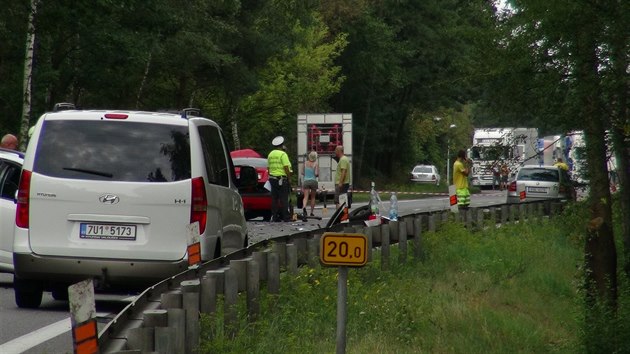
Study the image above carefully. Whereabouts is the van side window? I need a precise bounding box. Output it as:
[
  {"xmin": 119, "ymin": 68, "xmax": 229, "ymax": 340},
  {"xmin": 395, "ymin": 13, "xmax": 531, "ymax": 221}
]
[
  {"xmin": 198, "ymin": 125, "xmax": 230, "ymax": 187},
  {"xmin": 0, "ymin": 161, "xmax": 20, "ymax": 200}
]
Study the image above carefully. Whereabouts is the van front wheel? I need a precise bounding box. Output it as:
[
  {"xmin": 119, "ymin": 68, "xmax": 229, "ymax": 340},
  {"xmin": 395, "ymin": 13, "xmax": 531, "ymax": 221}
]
[{"xmin": 14, "ymin": 277, "xmax": 43, "ymax": 309}]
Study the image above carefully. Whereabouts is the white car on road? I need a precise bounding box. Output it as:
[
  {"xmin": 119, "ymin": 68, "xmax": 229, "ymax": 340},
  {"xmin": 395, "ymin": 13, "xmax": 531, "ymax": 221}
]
[{"xmin": 0, "ymin": 148, "xmax": 23, "ymax": 273}]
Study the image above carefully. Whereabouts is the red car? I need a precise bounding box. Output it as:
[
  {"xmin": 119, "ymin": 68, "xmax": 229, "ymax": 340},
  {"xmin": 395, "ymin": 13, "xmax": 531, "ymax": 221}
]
[{"xmin": 231, "ymin": 149, "xmax": 272, "ymax": 221}]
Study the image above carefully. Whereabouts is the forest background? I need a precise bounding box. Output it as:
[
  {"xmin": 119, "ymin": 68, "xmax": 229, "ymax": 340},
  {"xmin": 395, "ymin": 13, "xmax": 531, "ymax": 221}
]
[{"xmin": 1, "ymin": 1, "xmax": 629, "ymax": 350}]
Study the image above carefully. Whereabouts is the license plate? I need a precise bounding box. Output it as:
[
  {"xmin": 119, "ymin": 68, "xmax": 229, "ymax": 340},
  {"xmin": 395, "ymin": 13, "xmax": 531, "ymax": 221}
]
[
  {"xmin": 80, "ymin": 223, "xmax": 137, "ymax": 241},
  {"xmin": 527, "ymin": 186, "xmax": 548, "ymax": 193}
]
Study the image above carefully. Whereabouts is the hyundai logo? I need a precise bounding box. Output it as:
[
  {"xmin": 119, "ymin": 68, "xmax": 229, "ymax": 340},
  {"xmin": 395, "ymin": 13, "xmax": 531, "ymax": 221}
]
[{"xmin": 99, "ymin": 194, "xmax": 120, "ymax": 204}]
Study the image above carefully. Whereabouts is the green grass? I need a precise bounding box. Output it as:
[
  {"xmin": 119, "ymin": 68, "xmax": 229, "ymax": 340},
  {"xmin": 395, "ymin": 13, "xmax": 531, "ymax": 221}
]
[{"xmin": 199, "ymin": 205, "xmax": 630, "ymax": 353}]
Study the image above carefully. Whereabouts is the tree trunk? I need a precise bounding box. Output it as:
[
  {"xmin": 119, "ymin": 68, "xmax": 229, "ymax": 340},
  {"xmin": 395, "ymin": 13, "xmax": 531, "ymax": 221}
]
[
  {"xmin": 576, "ymin": 30, "xmax": 617, "ymax": 311},
  {"xmin": 607, "ymin": 0, "xmax": 630, "ymax": 278},
  {"xmin": 19, "ymin": 0, "xmax": 38, "ymax": 150}
]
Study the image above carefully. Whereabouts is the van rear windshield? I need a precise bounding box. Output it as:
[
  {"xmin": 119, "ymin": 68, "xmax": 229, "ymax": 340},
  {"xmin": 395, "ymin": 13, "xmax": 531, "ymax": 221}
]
[{"xmin": 33, "ymin": 120, "xmax": 191, "ymax": 182}]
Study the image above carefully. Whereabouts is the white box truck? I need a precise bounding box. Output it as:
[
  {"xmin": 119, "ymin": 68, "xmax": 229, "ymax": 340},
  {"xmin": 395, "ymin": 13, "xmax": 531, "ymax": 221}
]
[
  {"xmin": 468, "ymin": 127, "xmax": 538, "ymax": 187},
  {"xmin": 296, "ymin": 113, "xmax": 352, "ymax": 205}
]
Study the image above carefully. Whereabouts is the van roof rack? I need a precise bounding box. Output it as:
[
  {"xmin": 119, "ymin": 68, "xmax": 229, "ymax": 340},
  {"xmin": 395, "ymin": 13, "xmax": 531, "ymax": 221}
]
[{"xmin": 53, "ymin": 103, "xmax": 76, "ymax": 112}]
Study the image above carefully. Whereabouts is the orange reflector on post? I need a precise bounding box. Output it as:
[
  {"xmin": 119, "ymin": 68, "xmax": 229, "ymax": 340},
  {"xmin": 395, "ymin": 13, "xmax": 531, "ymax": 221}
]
[
  {"xmin": 188, "ymin": 242, "xmax": 201, "ymax": 266},
  {"xmin": 519, "ymin": 191, "xmax": 526, "ymax": 200},
  {"xmin": 449, "ymin": 195, "xmax": 458, "ymax": 206},
  {"xmin": 72, "ymin": 319, "xmax": 98, "ymax": 354}
]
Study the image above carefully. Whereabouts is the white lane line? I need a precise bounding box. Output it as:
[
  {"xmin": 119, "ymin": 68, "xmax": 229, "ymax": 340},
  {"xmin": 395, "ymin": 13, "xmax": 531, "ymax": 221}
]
[{"xmin": 0, "ymin": 317, "xmax": 71, "ymax": 353}]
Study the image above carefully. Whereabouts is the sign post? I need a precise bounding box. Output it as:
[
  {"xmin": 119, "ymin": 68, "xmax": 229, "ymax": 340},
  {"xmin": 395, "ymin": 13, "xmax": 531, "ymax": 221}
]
[
  {"xmin": 448, "ymin": 184, "xmax": 458, "ymax": 213},
  {"xmin": 320, "ymin": 232, "xmax": 367, "ymax": 354},
  {"xmin": 186, "ymin": 222, "xmax": 201, "ymax": 268}
]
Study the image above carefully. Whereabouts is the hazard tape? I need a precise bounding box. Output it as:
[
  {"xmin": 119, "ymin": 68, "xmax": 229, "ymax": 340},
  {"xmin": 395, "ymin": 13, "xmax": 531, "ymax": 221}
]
[
  {"xmin": 351, "ymin": 190, "xmax": 448, "ymax": 196},
  {"xmin": 292, "ymin": 188, "xmax": 448, "ymax": 196}
]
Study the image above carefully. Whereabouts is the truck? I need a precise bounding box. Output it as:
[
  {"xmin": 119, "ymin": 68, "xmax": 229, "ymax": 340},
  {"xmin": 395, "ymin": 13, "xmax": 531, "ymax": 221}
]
[
  {"xmin": 468, "ymin": 127, "xmax": 539, "ymax": 187},
  {"xmin": 296, "ymin": 113, "xmax": 352, "ymax": 205}
]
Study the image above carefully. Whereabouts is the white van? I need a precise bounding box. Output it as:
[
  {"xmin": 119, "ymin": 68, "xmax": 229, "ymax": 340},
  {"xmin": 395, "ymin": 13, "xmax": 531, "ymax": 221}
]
[{"xmin": 13, "ymin": 108, "xmax": 254, "ymax": 308}]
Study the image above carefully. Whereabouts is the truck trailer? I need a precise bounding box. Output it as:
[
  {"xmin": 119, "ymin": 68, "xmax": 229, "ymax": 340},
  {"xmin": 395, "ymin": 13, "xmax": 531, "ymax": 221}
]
[
  {"xmin": 296, "ymin": 113, "xmax": 352, "ymax": 204},
  {"xmin": 468, "ymin": 127, "xmax": 539, "ymax": 187}
]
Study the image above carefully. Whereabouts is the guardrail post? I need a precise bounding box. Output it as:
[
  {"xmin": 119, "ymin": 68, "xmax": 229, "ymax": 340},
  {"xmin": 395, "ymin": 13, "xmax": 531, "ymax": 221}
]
[
  {"xmin": 307, "ymin": 237, "xmax": 319, "ymax": 268},
  {"xmin": 267, "ymin": 252, "xmax": 280, "ymax": 294},
  {"xmin": 364, "ymin": 227, "xmax": 373, "ymax": 262},
  {"xmin": 398, "ymin": 220, "xmax": 407, "ymax": 264},
  {"xmin": 536, "ymin": 202, "xmax": 545, "ymax": 224},
  {"xmin": 389, "ymin": 220, "xmax": 399, "ymax": 242},
  {"xmin": 428, "ymin": 214, "xmax": 436, "ymax": 232},
  {"xmin": 205, "ymin": 269, "xmax": 225, "ymax": 295},
  {"xmin": 272, "ymin": 241, "xmax": 287, "ymax": 269},
  {"xmin": 247, "ymin": 259, "xmax": 260, "ymax": 321},
  {"xmin": 465, "ymin": 209, "xmax": 472, "ymax": 229},
  {"xmin": 372, "ymin": 224, "xmax": 382, "ymax": 245},
  {"xmin": 413, "ymin": 216, "xmax": 425, "ymax": 261},
  {"xmin": 489, "ymin": 207, "xmax": 496, "ymax": 227},
  {"xmin": 519, "ymin": 204, "xmax": 526, "ymax": 222},
  {"xmin": 126, "ymin": 326, "xmax": 153, "ymax": 353},
  {"xmin": 509, "ymin": 205, "xmax": 517, "ymax": 223},
  {"xmin": 253, "ymin": 251, "xmax": 268, "ymax": 281},
  {"xmin": 230, "ymin": 259, "xmax": 249, "ymax": 292},
  {"xmin": 224, "ymin": 267, "xmax": 238, "ymax": 338},
  {"xmin": 200, "ymin": 274, "xmax": 217, "ymax": 314},
  {"xmin": 475, "ymin": 208, "xmax": 485, "ymax": 231},
  {"xmin": 181, "ymin": 279, "xmax": 200, "ymax": 353},
  {"xmin": 381, "ymin": 224, "xmax": 390, "ymax": 270},
  {"xmin": 441, "ymin": 211, "xmax": 449, "ymax": 224},
  {"xmin": 404, "ymin": 216, "xmax": 414, "ymax": 236},
  {"xmin": 160, "ymin": 291, "xmax": 185, "ymax": 352},
  {"xmin": 501, "ymin": 205, "xmax": 508, "ymax": 225},
  {"xmin": 145, "ymin": 309, "xmax": 174, "ymax": 353},
  {"xmin": 286, "ymin": 243, "xmax": 298, "ymax": 275},
  {"xmin": 294, "ymin": 238, "xmax": 308, "ymax": 265}
]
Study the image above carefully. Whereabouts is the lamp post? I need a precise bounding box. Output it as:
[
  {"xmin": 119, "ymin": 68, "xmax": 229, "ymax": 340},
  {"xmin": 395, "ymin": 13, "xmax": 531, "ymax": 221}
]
[{"xmin": 446, "ymin": 124, "xmax": 457, "ymax": 185}]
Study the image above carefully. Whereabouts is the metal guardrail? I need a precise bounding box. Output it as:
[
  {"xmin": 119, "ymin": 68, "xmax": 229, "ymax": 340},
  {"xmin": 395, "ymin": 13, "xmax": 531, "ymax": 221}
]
[{"xmin": 96, "ymin": 199, "xmax": 565, "ymax": 352}]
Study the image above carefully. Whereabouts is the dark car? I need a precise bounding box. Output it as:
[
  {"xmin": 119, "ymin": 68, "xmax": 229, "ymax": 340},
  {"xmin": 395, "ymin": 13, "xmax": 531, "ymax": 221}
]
[{"xmin": 231, "ymin": 150, "xmax": 272, "ymax": 221}]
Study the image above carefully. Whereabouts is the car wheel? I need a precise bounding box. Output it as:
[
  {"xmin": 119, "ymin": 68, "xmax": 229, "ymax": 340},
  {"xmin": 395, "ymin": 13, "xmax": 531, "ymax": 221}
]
[
  {"xmin": 52, "ymin": 287, "xmax": 69, "ymax": 301},
  {"xmin": 14, "ymin": 277, "xmax": 43, "ymax": 309}
]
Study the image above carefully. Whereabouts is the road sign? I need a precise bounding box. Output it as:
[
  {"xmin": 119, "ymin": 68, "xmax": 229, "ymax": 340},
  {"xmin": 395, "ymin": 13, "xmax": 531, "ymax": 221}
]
[{"xmin": 320, "ymin": 232, "xmax": 367, "ymax": 267}]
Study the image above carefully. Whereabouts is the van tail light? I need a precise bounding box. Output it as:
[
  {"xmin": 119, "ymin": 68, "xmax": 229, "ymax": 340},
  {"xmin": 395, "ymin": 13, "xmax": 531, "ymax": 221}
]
[
  {"xmin": 16, "ymin": 169, "xmax": 32, "ymax": 228},
  {"xmin": 508, "ymin": 181, "xmax": 517, "ymax": 192},
  {"xmin": 191, "ymin": 177, "xmax": 207, "ymax": 234},
  {"xmin": 104, "ymin": 113, "xmax": 128, "ymax": 119},
  {"xmin": 431, "ymin": 175, "xmax": 436, "ymax": 181}
]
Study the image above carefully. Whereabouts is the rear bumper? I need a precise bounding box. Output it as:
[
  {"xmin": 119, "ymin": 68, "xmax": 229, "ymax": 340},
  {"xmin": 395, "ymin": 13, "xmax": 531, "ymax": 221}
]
[{"xmin": 13, "ymin": 252, "xmax": 188, "ymax": 290}]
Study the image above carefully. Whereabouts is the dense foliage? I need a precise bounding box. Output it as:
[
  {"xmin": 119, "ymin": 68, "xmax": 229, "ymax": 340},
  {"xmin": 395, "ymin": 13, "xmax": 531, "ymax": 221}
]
[{"xmin": 1, "ymin": 0, "xmax": 499, "ymax": 184}]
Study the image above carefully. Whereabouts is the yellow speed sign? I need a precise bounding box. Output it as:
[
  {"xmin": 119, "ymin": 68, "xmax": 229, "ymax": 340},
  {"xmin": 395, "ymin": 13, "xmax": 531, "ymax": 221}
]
[{"xmin": 320, "ymin": 232, "xmax": 368, "ymax": 267}]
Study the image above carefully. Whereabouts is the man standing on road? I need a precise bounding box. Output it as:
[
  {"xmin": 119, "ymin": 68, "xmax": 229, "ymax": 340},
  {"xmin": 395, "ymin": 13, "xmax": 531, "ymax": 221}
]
[
  {"xmin": 334, "ymin": 145, "xmax": 351, "ymax": 209},
  {"xmin": 1, "ymin": 134, "xmax": 18, "ymax": 150},
  {"xmin": 268, "ymin": 136, "xmax": 292, "ymax": 222},
  {"xmin": 453, "ymin": 149, "xmax": 470, "ymax": 209}
]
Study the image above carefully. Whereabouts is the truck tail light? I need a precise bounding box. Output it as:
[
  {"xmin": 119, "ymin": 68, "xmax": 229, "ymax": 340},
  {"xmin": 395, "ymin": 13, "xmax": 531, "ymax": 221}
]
[
  {"xmin": 16, "ymin": 169, "xmax": 32, "ymax": 228},
  {"xmin": 508, "ymin": 181, "xmax": 517, "ymax": 192},
  {"xmin": 191, "ymin": 177, "xmax": 207, "ymax": 234}
]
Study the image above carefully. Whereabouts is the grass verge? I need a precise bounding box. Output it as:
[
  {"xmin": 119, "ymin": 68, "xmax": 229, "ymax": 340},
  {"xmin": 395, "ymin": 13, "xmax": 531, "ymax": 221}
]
[{"xmin": 199, "ymin": 206, "xmax": 629, "ymax": 353}]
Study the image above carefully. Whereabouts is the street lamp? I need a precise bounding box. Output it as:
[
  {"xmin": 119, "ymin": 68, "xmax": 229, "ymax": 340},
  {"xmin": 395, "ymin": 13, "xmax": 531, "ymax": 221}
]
[{"xmin": 446, "ymin": 124, "xmax": 457, "ymax": 185}]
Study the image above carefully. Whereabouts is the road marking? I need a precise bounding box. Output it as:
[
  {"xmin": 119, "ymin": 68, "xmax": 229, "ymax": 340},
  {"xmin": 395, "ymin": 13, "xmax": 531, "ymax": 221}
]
[{"xmin": 0, "ymin": 317, "xmax": 71, "ymax": 353}]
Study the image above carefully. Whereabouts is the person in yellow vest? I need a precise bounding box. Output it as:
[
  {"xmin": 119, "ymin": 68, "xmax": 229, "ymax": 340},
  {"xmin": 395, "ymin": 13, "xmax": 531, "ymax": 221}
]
[
  {"xmin": 267, "ymin": 136, "xmax": 292, "ymax": 222},
  {"xmin": 554, "ymin": 157, "xmax": 569, "ymax": 171},
  {"xmin": 452, "ymin": 149, "xmax": 470, "ymax": 209}
]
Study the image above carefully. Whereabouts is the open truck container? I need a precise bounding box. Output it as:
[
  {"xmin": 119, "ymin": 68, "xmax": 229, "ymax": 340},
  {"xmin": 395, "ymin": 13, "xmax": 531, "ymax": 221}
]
[{"xmin": 296, "ymin": 113, "xmax": 352, "ymax": 206}]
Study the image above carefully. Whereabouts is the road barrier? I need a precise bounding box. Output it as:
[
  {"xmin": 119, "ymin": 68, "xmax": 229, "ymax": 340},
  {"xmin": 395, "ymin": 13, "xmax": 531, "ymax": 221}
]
[{"xmin": 95, "ymin": 199, "xmax": 565, "ymax": 353}]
